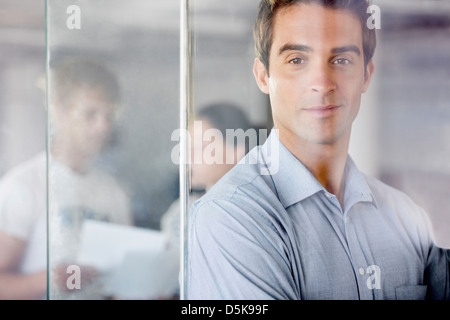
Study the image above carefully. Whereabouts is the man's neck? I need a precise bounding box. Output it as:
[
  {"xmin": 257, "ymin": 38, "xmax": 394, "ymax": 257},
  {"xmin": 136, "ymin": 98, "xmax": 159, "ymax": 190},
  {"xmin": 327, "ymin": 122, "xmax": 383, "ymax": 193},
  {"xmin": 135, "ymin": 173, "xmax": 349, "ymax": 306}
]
[
  {"xmin": 50, "ymin": 140, "xmax": 91, "ymax": 174},
  {"xmin": 278, "ymin": 130, "xmax": 350, "ymax": 208}
]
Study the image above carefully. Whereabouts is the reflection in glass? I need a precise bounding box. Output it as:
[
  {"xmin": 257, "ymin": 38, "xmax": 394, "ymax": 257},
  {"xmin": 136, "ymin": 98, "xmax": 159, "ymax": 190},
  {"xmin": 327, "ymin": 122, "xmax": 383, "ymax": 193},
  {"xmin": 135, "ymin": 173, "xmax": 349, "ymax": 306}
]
[
  {"xmin": 182, "ymin": 0, "xmax": 272, "ymax": 298},
  {"xmin": 46, "ymin": 0, "xmax": 180, "ymax": 299},
  {"xmin": 183, "ymin": 0, "xmax": 450, "ymax": 299},
  {"xmin": 161, "ymin": 102, "xmax": 255, "ymax": 251},
  {"xmin": 0, "ymin": 1, "xmax": 46, "ymax": 300},
  {"xmin": 47, "ymin": 57, "xmax": 134, "ymax": 299},
  {"xmin": 374, "ymin": 1, "xmax": 450, "ymax": 248}
]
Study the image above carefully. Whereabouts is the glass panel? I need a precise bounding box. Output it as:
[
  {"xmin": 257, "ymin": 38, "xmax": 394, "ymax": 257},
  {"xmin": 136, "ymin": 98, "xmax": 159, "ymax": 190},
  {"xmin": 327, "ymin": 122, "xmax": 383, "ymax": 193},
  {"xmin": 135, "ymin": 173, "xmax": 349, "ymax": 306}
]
[
  {"xmin": 184, "ymin": 0, "xmax": 450, "ymax": 299},
  {"xmin": 184, "ymin": 0, "xmax": 272, "ymax": 297},
  {"xmin": 46, "ymin": 0, "xmax": 180, "ymax": 299},
  {"xmin": 0, "ymin": 0, "xmax": 46, "ymax": 300},
  {"xmin": 2, "ymin": 0, "xmax": 447, "ymax": 303},
  {"xmin": 373, "ymin": 0, "xmax": 450, "ymax": 248}
]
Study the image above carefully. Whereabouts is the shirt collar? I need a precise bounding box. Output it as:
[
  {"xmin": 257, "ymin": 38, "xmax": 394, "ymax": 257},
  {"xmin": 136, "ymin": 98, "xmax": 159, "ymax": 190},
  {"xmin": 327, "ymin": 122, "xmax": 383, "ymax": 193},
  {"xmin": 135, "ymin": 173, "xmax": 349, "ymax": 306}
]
[
  {"xmin": 342, "ymin": 156, "xmax": 378, "ymax": 213},
  {"xmin": 261, "ymin": 129, "xmax": 377, "ymax": 210}
]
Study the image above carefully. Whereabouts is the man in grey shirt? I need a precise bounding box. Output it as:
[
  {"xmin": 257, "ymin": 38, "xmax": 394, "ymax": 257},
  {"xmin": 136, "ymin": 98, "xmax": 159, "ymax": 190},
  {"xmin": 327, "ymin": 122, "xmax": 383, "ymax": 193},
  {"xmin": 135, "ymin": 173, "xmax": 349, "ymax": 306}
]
[{"xmin": 187, "ymin": 0, "xmax": 450, "ymax": 299}]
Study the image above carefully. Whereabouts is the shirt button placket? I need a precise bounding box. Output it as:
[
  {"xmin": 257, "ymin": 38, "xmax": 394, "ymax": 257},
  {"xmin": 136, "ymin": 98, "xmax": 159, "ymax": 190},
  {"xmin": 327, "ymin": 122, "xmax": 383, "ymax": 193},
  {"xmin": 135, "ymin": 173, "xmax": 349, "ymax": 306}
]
[{"xmin": 345, "ymin": 217, "xmax": 373, "ymax": 300}]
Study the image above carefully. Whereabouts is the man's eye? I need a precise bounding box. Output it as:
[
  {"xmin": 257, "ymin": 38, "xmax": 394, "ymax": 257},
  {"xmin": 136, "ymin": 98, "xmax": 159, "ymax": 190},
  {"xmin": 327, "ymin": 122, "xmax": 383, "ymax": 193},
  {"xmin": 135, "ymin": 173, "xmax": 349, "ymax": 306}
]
[
  {"xmin": 289, "ymin": 58, "xmax": 305, "ymax": 64},
  {"xmin": 333, "ymin": 58, "xmax": 351, "ymax": 65}
]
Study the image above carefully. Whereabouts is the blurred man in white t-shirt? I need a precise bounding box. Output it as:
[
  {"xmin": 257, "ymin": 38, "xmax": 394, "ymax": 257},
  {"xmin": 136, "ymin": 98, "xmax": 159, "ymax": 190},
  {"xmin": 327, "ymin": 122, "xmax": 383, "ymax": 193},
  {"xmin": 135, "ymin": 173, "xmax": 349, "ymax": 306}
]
[{"xmin": 0, "ymin": 57, "xmax": 132, "ymax": 299}]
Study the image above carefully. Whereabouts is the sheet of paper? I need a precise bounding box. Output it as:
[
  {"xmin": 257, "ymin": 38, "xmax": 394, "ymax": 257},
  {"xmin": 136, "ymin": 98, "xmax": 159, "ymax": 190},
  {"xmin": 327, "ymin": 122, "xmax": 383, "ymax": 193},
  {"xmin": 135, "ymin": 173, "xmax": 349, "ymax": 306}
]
[
  {"xmin": 77, "ymin": 220, "xmax": 167, "ymax": 271},
  {"xmin": 105, "ymin": 246, "xmax": 180, "ymax": 299},
  {"xmin": 77, "ymin": 220, "xmax": 179, "ymax": 299}
]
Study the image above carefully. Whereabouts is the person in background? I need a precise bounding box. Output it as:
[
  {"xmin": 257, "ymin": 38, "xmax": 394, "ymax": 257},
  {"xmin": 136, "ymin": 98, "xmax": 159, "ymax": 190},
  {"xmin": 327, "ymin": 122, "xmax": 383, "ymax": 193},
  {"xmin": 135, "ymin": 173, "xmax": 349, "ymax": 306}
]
[
  {"xmin": 160, "ymin": 102, "xmax": 256, "ymax": 297},
  {"xmin": 190, "ymin": 103, "xmax": 255, "ymax": 194},
  {"xmin": 162, "ymin": 102, "xmax": 255, "ymax": 246},
  {"xmin": 0, "ymin": 57, "xmax": 132, "ymax": 299}
]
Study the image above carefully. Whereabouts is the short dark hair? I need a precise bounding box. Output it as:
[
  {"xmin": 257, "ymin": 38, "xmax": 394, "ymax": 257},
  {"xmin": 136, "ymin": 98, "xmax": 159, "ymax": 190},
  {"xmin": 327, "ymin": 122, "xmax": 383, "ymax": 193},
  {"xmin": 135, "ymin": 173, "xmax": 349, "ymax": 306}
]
[
  {"xmin": 253, "ymin": 0, "xmax": 377, "ymax": 72},
  {"xmin": 197, "ymin": 102, "xmax": 252, "ymax": 136},
  {"xmin": 197, "ymin": 102, "xmax": 253, "ymax": 151},
  {"xmin": 50, "ymin": 57, "xmax": 120, "ymax": 107}
]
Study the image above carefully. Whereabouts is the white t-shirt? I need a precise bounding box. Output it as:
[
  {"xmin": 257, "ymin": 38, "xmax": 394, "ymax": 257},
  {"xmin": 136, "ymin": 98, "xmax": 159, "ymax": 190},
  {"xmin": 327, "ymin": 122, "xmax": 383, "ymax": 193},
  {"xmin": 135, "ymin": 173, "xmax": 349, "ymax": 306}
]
[
  {"xmin": 0, "ymin": 152, "xmax": 132, "ymax": 275},
  {"xmin": 0, "ymin": 153, "xmax": 47, "ymax": 274}
]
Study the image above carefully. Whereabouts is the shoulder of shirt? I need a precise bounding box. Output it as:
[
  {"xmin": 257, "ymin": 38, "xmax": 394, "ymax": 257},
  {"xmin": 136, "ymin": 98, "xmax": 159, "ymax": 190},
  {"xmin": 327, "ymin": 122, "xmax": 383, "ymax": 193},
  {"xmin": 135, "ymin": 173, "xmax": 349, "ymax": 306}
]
[
  {"xmin": 204, "ymin": 146, "xmax": 274, "ymax": 192},
  {"xmin": 362, "ymin": 173, "xmax": 435, "ymax": 232},
  {"xmin": 363, "ymin": 173, "xmax": 421, "ymax": 209},
  {"xmin": 191, "ymin": 146, "xmax": 282, "ymax": 219},
  {"xmin": 365, "ymin": 173, "xmax": 442, "ymax": 248},
  {"xmin": 0, "ymin": 152, "xmax": 45, "ymax": 191}
]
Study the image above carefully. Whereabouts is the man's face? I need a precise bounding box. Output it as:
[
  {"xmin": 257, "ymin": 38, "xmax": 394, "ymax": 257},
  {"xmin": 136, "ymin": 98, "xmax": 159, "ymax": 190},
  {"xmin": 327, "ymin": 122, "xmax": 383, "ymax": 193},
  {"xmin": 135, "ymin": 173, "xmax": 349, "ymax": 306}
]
[
  {"xmin": 57, "ymin": 86, "xmax": 115, "ymax": 159},
  {"xmin": 190, "ymin": 119, "xmax": 236, "ymax": 190},
  {"xmin": 254, "ymin": 3, "xmax": 374, "ymax": 147}
]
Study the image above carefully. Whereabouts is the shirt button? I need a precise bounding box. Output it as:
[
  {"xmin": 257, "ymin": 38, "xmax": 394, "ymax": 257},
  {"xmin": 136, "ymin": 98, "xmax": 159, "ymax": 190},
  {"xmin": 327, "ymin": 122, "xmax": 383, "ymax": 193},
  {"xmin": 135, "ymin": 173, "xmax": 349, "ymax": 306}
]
[
  {"xmin": 359, "ymin": 267, "xmax": 365, "ymax": 275},
  {"xmin": 325, "ymin": 193, "xmax": 332, "ymax": 199}
]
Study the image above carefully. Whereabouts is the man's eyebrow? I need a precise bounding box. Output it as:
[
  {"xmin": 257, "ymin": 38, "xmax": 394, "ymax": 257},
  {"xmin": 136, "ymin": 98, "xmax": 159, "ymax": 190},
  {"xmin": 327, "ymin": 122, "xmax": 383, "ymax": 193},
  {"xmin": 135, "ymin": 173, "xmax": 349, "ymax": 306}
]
[
  {"xmin": 278, "ymin": 44, "xmax": 361, "ymax": 56},
  {"xmin": 278, "ymin": 44, "xmax": 312, "ymax": 56},
  {"xmin": 331, "ymin": 45, "xmax": 361, "ymax": 56}
]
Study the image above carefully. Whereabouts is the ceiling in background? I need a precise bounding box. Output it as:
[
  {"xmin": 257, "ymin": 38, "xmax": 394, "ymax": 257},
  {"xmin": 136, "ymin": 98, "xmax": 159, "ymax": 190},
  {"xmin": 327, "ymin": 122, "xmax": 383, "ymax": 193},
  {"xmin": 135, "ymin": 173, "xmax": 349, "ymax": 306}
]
[
  {"xmin": 0, "ymin": 0, "xmax": 448, "ymax": 52},
  {"xmin": 0, "ymin": 0, "xmax": 44, "ymax": 29},
  {"xmin": 2, "ymin": 0, "xmax": 449, "ymax": 31}
]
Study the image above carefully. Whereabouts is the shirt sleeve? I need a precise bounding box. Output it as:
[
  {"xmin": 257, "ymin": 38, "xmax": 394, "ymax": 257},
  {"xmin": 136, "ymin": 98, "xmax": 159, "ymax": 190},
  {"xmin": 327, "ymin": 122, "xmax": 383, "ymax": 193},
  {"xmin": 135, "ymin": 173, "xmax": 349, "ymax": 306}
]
[
  {"xmin": 187, "ymin": 199, "xmax": 299, "ymax": 300},
  {"xmin": 0, "ymin": 179, "xmax": 36, "ymax": 240}
]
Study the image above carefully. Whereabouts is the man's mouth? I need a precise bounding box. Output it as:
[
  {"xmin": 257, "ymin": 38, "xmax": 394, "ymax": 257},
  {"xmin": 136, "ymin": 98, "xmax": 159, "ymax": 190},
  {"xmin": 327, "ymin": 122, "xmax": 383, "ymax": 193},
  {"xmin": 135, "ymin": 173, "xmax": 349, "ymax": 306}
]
[{"xmin": 303, "ymin": 105, "xmax": 342, "ymax": 116}]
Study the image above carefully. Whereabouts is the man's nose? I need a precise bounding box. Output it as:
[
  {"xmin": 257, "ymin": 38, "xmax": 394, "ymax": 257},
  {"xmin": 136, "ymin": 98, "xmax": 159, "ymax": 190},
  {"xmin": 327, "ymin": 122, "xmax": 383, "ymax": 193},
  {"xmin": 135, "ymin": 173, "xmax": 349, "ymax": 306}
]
[{"xmin": 308, "ymin": 61, "xmax": 336, "ymax": 94}]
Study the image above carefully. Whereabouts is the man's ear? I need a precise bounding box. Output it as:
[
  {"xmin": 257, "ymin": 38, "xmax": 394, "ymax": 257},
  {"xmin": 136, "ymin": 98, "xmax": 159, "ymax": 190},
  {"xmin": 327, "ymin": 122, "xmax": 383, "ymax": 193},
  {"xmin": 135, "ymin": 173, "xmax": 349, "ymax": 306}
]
[
  {"xmin": 253, "ymin": 58, "xmax": 270, "ymax": 95},
  {"xmin": 362, "ymin": 59, "xmax": 375, "ymax": 93}
]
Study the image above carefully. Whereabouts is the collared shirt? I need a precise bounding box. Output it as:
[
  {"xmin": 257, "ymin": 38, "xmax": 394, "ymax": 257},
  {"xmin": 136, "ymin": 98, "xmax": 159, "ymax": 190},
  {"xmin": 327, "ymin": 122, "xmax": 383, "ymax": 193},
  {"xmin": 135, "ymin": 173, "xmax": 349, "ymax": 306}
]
[{"xmin": 187, "ymin": 131, "xmax": 449, "ymax": 300}]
